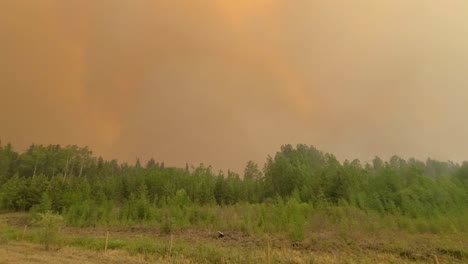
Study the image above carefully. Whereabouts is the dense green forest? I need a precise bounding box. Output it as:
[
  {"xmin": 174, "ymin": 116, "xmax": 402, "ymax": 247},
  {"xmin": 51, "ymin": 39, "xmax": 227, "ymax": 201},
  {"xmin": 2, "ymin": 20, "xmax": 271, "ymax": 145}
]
[{"xmin": 0, "ymin": 142, "xmax": 467, "ymax": 239}]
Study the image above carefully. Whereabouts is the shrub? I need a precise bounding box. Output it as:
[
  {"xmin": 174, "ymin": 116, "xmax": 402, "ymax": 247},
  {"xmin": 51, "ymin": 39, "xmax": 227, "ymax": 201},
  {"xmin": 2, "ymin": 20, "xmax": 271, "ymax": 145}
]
[
  {"xmin": 286, "ymin": 197, "xmax": 306, "ymax": 242},
  {"xmin": 33, "ymin": 211, "xmax": 64, "ymax": 250},
  {"xmin": 161, "ymin": 215, "xmax": 173, "ymax": 234}
]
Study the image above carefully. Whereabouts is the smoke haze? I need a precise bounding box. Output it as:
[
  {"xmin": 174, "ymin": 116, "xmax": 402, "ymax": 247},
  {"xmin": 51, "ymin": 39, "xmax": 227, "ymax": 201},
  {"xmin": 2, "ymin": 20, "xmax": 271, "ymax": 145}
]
[{"xmin": 1, "ymin": 1, "xmax": 468, "ymax": 171}]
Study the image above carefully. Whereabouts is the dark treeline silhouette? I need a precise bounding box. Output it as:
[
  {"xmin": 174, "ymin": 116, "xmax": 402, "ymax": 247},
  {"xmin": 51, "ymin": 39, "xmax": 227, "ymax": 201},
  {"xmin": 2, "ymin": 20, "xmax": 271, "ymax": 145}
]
[{"xmin": 0, "ymin": 142, "xmax": 467, "ymax": 230}]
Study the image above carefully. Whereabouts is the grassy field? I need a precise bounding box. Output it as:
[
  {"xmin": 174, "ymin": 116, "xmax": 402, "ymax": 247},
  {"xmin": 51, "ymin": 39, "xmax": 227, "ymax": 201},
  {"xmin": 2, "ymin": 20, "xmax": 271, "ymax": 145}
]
[{"xmin": 1, "ymin": 213, "xmax": 467, "ymax": 264}]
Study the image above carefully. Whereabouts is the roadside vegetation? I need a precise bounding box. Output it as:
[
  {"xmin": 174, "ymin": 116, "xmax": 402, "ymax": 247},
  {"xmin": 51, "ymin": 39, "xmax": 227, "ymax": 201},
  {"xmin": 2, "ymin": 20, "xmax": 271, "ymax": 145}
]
[{"xmin": 0, "ymin": 142, "xmax": 467, "ymax": 263}]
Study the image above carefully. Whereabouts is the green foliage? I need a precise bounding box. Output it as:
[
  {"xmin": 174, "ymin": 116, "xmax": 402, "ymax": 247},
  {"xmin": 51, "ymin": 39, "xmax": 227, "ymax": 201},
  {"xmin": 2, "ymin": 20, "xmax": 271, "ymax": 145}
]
[
  {"xmin": 0, "ymin": 142, "xmax": 467, "ymax": 242},
  {"xmin": 38, "ymin": 192, "xmax": 52, "ymax": 213},
  {"xmin": 68, "ymin": 236, "xmax": 104, "ymax": 251},
  {"xmin": 30, "ymin": 192, "xmax": 53, "ymax": 221},
  {"xmin": 285, "ymin": 193, "xmax": 306, "ymax": 241},
  {"xmin": 0, "ymin": 221, "xmax": 21, "ymax": 242},
  {"xmin": 33, "ymin": 211, "xmax": 64, "ymax": 250},
  {"xmin": 127, "ymin": 237, "xmax": 167, "ymax": 256},
  {"xmin": 67, "ymin": 235, "xmax": 126, "ymax": 251}
]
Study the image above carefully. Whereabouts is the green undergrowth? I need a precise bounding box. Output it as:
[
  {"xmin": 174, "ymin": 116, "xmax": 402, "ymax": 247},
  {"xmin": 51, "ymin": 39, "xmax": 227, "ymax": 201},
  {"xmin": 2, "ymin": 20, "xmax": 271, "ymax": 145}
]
[
  {"xmin": 1, "ymin": 210, "xmax": 467, "ymax": 264},
  {"xmin": 60, "ymin": 200, "xmax": 468, "ymax": 240}
]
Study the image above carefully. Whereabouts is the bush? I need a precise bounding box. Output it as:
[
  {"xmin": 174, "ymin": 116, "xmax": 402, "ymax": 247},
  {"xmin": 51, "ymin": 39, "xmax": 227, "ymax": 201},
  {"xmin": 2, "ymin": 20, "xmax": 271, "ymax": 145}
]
[
  {"xmin": 286, "ymin": 196, "xmax": 306, "ymax": 242},
  {"xmin": 161, "ymin": 215, "xmax": 173, "ymax": 234},
  {"xmin": 33, "ymin": 211, "xmax": 64, "ymax": 250}
]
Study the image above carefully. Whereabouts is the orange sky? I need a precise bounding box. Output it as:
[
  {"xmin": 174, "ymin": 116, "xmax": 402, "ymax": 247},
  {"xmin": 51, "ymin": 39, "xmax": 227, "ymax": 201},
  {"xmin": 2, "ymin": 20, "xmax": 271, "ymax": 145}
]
[{"xmin": 2, "ymin": 1, "xmax": 468, "ymax": 172}]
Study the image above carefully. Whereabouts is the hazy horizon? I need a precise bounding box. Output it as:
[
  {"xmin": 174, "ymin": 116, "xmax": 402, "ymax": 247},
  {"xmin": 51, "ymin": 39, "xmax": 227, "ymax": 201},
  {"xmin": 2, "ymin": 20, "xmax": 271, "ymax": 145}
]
[{"xmin": 2, "ymin": 1, "xmax": 468, "ymax": 172}]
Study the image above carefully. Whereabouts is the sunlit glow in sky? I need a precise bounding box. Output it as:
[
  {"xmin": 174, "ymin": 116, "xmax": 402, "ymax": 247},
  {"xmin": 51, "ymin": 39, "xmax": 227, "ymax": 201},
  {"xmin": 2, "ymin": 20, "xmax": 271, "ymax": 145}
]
[{"xmin": 2, "ymin": 1, "xmax": 468, "ymax": 171}]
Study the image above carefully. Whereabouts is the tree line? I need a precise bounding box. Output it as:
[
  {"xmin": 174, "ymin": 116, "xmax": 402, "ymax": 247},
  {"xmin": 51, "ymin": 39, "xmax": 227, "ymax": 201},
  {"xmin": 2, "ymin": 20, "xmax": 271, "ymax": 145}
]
[{"xmin": 0, "ymin": 142, "xmax": 467, "ymax": 219}]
